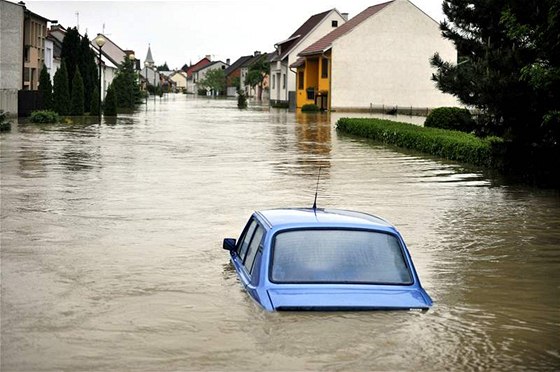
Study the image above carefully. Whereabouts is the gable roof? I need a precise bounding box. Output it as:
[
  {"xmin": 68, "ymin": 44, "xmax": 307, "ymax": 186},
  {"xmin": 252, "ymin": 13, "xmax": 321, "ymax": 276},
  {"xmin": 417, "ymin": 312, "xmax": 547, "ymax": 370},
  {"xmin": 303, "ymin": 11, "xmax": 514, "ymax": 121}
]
[
  {"xmin": 192, "ymin": 60, "xmax": 229, "ymax": 73},
  {"xmin": 240, "ymin": 53, "xmax": 269, "ymax": 69},
  {"xmin": 224, "ymin": 55, "xmax": 252, "ymax": 76},
  {"xmin": 299, "ymin": 1, "xmax": 393, "ymax": 56},
  {"xmin": 91, "ymin": 33, "xmax": 128, "ymax": 67},
  {"xmin": 272, "ymin": 9, "xmax": 336, "ymax": 61},
  {"xmin": 185, "ymin": 57, "xmax": 211, "ymax": 78}
]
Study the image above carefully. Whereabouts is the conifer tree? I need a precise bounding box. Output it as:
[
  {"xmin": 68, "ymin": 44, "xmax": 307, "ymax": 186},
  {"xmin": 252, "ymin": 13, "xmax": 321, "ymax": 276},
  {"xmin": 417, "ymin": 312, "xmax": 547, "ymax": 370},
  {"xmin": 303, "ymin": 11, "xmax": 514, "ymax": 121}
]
[
  {"xmin": 53, "ymin": 61, "xmax": 70, "ymax": 115},
  {"xmin": 112, "ymin": 57, "xmax": 141, "ymax": 109},
  {"xmin": 90, "ymin": 86, "xmax": 100, "ymax": 116},
  {"xmin": 61, "ymin": 27, "xmax": 81, "ymax": 95},
  {"xmin": 39, "ymin": 64, "xmax": 53, "ymax": 110},
  {"xmin": 103, "ymin": 83, "xmax": 118, "ymax": 116},
  {"xmin": 70, "ymin": 67, "xmax": 85, "ymax": 115},
  {"xmin": 430, "ymin": 0, "xmax": 560, "ymax": 146},
  {"xmin": 79, "ymin": 33, "xmax": 99, "ymax": 112}
]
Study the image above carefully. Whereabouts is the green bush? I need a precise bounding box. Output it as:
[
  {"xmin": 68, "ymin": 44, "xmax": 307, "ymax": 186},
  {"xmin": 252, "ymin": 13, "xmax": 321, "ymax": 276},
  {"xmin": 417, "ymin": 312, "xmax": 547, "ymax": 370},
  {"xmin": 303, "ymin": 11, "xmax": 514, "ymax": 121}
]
[
  {"xmin": 30, "ymin": 110, "xmax": 60, "ymax": 123},
  {"xmin": 336, "ymin": 117, "xmax": 503, "ymax": 168},
  {"xmin": 103, "ymin": 84, "xmax": 118, "ymax": 116},
  {"xmin": 301, "ymin": 104, "xmax": 319, "ymax": 112},
  {"xmin": 237, "ymin": 90, "xmax": 247, "ymax": 109},
  {"xmin": 425, "ymin": 107, "xmax": 475, "ymax": 133}
]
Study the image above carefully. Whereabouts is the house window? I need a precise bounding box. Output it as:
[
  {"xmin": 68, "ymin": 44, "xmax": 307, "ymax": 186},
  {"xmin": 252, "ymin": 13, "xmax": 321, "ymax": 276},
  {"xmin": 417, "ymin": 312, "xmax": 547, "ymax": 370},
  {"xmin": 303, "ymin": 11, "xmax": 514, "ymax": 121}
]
[
  {"xmin": 272, "ymin": 75, "xmax": 275, "ymax": 89},
  {"xmin": 332, "ymin": 20, "xmax": 338, "ymax": 27},
  {"xmin": 321, "ymin": 58, "xmax": 328, "ymax": 78},
  {"xmin": 282, "ymin": 74, "xmax": 286, "ymax": 89},
  {"xmin": 298, "ymin": 71, "xmax": 304, "ymax": 90}
]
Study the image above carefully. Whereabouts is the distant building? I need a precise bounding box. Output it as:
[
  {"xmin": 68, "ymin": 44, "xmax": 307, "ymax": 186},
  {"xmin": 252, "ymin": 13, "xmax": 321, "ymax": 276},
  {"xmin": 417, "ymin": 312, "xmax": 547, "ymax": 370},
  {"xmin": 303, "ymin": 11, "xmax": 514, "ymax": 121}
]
[
  {"xmin": 140, "ymin": 45, "xmax": 160, "ymax": 91},
  {"xmin": 224, "ymin": 55, "xmax": 252, "ymax": 97},
  {"xmin": 0, "ymin": 0, "xmax": 55, "ymax": 115},
  {"xmin": 192, "ymin": 60, "xmax": 229, "ymax": 96},
  {"xmin": 184, "ymin": 57, "xmax": 211, "ymax": 94},
  {"xmin": 270, "ymin": 8, "xmax": 347, "ymax": 108},
  {"xmin": 294, "ymin": 0, "xmax": 458, "ymax": 111},
  {"xmin": 239, "ymin": 51, "xmax": 271, "ymax": 99}
]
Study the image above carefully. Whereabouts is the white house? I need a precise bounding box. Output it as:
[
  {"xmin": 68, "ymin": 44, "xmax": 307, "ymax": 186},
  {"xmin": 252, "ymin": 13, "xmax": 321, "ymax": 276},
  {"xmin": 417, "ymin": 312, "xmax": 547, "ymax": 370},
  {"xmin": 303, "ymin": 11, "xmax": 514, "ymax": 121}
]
[
  {"xmin": 192, "ymin": 60, "xmax": 229, "ymax": 95},
  {"xmin": 295, "ymin": 0, "xmax": 459, "ymax": 111},
  {"xmin": 269, "ymin": 8, "xmax": 347, "ymax": 108}
]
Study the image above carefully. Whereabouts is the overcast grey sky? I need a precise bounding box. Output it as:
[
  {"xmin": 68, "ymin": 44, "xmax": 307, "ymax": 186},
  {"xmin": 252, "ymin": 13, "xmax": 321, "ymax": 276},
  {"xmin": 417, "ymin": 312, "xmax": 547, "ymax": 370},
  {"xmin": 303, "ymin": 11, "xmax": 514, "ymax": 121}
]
[{"xmin": 26, "ymin": 0, "xmax": 445, "ymax": 70}]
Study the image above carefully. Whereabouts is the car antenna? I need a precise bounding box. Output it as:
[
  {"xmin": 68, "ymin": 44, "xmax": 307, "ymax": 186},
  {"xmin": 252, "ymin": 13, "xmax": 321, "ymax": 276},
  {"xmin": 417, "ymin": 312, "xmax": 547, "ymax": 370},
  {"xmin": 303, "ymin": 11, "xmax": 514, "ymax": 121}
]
[{"xmin": 312, "ymin": 166, "xmax": 322, "ymax": 211}]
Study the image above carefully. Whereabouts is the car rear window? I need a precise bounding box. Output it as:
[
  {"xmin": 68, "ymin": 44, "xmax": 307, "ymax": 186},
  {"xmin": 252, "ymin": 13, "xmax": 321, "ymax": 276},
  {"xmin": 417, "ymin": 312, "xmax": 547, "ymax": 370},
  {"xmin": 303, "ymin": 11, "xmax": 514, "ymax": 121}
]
[{"xmin": 271, "ymin": 229, "xmax": 412, "ymax": 284}]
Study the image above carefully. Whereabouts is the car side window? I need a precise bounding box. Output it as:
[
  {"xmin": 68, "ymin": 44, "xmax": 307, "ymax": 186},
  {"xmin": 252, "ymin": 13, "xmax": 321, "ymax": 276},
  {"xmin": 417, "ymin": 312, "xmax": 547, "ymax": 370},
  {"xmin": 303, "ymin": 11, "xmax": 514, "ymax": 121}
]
[
  {"xmin": 238, "ymin": 220, "xmax": 257, "ymax": 261},
  {"xmin": 244, "ymin": 226, "xmax": 264, "ymax": 274}
]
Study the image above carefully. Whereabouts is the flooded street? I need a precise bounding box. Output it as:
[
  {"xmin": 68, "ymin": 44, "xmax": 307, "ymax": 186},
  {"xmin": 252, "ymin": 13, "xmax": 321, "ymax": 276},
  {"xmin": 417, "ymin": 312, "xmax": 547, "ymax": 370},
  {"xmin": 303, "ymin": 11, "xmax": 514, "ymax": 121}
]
[{"xmin": 1, "ymin": 95, "xmax": 559, "ymax": 371}]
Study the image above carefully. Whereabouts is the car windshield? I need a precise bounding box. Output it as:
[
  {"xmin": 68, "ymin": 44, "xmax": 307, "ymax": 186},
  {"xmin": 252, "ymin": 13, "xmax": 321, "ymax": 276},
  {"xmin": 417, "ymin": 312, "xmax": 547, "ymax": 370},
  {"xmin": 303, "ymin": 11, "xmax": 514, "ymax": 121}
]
[{"xmin": 271, "ymin": 229, "xmax": 412, "ymax": 284}]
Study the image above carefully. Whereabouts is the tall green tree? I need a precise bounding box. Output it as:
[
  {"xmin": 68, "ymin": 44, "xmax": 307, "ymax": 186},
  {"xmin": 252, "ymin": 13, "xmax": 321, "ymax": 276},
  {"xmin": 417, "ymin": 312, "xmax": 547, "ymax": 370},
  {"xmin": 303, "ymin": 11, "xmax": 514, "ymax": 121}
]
[
  {"xmin": 103, "ymin": 83, "xmax": 117, "ymax": 116},
  {"xmin": 70, "ymin": 67, "xmax": 85, "ymax": 115},
  {"xmin": 60, "ymin": 27, "xmax": 81, "ymax": 95},
  {"xmin": 79, "ymin": 33, "xmax": 99, "ymax": 112},
  {"xmin": 244, "ymin": 54, "xmax": 269, "ymax": 100},
  {"xmin": 90, "ymin": 85, "xmax": 100, "ymax": 116},
  {"xmin": 39, "ymin": 64, "xmax": 53, "ymax": 110},
  {"xmin": 53, "ymin": 61, "xmax": 70, "ymax": 115},
  {"xmin": 112, "ymin": 57, "xmax": 141, "ymax": 109},
  {"xmin": 199, "ymin": 69, "xmax": 226, "ymax": 96},
  {"xmin": 430, "ymin": 0, "xmax": 560, "ymax": 148}
]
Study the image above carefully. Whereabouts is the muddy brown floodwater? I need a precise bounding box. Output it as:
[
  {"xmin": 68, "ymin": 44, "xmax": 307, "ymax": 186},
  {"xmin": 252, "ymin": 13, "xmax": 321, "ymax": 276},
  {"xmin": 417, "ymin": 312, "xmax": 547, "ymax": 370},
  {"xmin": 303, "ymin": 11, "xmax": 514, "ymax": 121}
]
[{"xmin": 1, "ymin": 95, "xmax": 559, "ymax": 371}]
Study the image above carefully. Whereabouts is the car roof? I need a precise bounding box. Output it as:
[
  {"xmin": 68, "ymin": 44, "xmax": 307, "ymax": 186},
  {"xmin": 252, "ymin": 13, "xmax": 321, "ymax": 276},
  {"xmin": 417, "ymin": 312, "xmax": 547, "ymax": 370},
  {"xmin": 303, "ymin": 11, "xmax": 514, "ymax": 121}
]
[{"xmin": 255, "ymin": 208, "xmax": 393, "ymax": 229}]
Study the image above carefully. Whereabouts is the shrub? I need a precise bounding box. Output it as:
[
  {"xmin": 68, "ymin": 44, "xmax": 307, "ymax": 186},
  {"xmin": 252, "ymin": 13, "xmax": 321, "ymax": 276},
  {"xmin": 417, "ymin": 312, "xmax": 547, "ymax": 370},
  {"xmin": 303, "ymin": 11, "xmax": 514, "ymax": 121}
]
[
  {"xmin": 425, "ymin": 107, "xmax": 475, "ymax": 133},
  {"xmin": 336, "ymin": 117, "xmax": 503, "ymax": 168},
  {"xmin": 271, "ymin": 101, "xmax": 289, "ymax": 109},
  {"xmin": 0, "ymin": 110, "xmax": 11, "ymax": 132},
  {"xmin": 103, "ymin": 84, "xmax": 118, "ymax": 116},
  {"xmin": 237, "ymin": 90, "xmax": 247, "ymax": 109},
  {"xmin": 197, "ymin": 88, "xmax": 208, "ymax": 96},
  {"xmin": 30, "ymin": 110, "xmax": 60, "ymax": 123},
  {"xmin": 301, "ymin": 104, "xmax": 319, "ymax": 112}
]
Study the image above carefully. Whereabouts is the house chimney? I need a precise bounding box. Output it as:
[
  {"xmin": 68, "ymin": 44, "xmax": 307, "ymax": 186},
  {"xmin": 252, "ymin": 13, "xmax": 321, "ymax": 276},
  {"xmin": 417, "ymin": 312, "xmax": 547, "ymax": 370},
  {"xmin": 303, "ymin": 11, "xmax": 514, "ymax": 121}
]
[
  {"xmin": 205, "ymin": 54, "xmax": 211, "ymax": 61},
  {"xmin": 226, "ymin": 58, "xmax": 230, "ymax": 65},
  {"xmin": 342, "ymin": 13, "xmax": 349, "ymax": 21},
  {"xmin": 254, "ymin": 51, "xmax": 261, "ymax": 56}
]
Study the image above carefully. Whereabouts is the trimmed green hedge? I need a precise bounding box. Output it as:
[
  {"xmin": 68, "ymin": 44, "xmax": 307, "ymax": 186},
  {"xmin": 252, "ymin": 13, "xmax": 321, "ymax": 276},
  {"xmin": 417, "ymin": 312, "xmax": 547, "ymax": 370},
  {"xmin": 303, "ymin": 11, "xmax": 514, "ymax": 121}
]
[
  {"xmin": 336, "ymin": 117, "xmax": 503, "ymax": 168},
  {"xmin": 301, "ymin": 104, "xmax": 319, "ymax": 112}
]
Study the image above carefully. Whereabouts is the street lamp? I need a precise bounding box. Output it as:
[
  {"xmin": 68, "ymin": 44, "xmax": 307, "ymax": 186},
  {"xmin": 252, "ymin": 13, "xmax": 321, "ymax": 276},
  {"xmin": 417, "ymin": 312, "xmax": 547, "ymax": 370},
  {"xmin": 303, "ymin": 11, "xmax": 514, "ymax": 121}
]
[
  {"xmin": 94, "ymin": 34, "xmax": 106, "ymax": 121},
  {"xmin": 128, "ymin": 53, "xmax": 135, "ymax": 108}
]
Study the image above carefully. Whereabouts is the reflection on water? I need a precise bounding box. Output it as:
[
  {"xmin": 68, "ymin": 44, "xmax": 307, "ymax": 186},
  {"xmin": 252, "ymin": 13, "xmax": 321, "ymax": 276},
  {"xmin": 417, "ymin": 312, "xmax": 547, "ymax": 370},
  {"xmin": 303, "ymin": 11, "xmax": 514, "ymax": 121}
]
[{"xmin": 1, "ymin": 95, "xmax": 559, "ymax": 371}]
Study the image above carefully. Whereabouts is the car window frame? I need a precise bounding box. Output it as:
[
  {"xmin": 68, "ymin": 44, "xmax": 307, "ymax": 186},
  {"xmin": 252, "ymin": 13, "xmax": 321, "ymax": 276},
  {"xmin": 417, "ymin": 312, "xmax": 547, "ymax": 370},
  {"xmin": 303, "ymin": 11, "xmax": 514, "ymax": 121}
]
[
  {"xmin": 237, "ymin": 218, "xmax": 258, "ymax": 261},
  {"xmin": 244, "ymin": 225, "xmax": 265, "ymax": 275},
  {"xmin": 268, "ymin": 227, "xmax": 414, "ymax": 285}
]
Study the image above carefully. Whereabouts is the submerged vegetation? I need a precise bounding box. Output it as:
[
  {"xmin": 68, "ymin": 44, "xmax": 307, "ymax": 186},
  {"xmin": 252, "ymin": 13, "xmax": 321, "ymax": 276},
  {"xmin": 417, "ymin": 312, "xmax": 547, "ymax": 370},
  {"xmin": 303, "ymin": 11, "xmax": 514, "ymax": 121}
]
[{"xmin": 336, "ymin": 118, "xmax": 503, "ymax": 168}]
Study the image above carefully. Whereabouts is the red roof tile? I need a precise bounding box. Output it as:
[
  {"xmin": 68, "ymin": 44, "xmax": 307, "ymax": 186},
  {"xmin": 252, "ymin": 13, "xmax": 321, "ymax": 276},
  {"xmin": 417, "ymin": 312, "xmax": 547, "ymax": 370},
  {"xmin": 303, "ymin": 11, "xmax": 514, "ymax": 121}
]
[{"xmin": 299, "ymin": 1, "xmax": 394, "ymax": 56}]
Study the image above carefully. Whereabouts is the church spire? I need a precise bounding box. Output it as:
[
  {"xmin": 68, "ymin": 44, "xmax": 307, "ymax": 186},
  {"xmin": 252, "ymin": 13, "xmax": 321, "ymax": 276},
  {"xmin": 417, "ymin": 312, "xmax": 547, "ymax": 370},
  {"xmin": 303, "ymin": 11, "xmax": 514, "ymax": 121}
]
[{"xmin": 145, "ymin": 44, "xmax": 154, "ymax": 67}]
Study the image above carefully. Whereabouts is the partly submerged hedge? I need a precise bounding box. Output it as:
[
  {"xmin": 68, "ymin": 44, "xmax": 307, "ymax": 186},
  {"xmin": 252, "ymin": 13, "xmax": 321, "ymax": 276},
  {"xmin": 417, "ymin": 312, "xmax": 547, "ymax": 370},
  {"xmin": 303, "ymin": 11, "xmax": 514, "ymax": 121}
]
[
  {"xmin": 30, "ymin": 110, "xmax": 60, "ymax": 124},
  {"xmin": 336, "ymin": 118, "xmax": 504, "ymax": 168}
]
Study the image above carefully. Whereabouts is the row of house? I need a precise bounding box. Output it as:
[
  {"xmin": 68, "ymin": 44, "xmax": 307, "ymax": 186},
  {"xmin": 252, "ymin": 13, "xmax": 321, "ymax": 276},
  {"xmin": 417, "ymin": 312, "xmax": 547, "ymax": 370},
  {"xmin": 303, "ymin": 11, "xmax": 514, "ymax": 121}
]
[
  {"xmin": 189, "ymin": 0, "xmax": 457, "ymax": 110},
  {"xmin": 1, "ymin": 0, "xmax": 458, "ymax": 116},
  {"xmin": 267, "ymin": 0, "xmax": 458, "ymax": 110}
]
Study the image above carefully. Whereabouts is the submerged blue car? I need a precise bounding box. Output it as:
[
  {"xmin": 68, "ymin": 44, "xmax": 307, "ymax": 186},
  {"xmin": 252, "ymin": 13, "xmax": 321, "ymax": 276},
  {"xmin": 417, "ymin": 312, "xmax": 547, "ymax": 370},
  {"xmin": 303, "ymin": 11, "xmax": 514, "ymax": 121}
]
[{"xmin": 223, "ymin": 208, "xmax": 432, "ymax": 311}]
